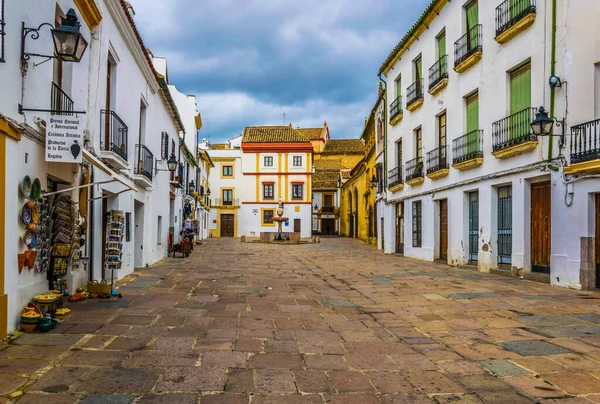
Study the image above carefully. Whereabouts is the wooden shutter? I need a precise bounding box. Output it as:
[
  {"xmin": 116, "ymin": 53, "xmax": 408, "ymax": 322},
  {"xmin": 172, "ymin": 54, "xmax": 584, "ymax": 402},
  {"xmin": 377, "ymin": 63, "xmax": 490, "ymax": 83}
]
[
  {"xmin": 466, "ymin": 93, "xmax": 479, "ymax": 133},
  {"xmin": 510, "ymin": 64, "xmax": 531, "ymax": 114},
  {"xmin": 161, "ymin": 132, "xmax": 169, "ymax": 159},
  {"xmin": 395, "ymin": 77, "xmax": 402, "ymax": 98},
  {"xmin": 437, "ymin": 33, "xmax": 446, "ymax": 60},
  {"xmin": 466, "ymin": 1, "xmax": 478, "ymax": 31}
]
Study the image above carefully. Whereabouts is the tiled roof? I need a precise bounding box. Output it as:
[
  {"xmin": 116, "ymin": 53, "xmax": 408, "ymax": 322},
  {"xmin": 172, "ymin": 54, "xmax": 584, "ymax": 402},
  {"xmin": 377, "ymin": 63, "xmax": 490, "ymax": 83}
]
[
  {"xmin": 322, "ymin": 139, "xmax": 365, "ymax": 155},
  {"xmin": 341, "ymin": 170, "xmax": 351, "ymax": 179},
  {"xmin": 242, "ymin": 126, "xmax": 310, "ymax": 143},
  {"xmin": 212, "ymin": 144, "xmax": 228, "ymax": 150},
  {"xmin": 313, "ymin": 171, "xmax": 339, "ymax": 191},
  {"xmin": 314, "ymin": 159, "xmax": 342, "ymax": 171},
  {"xmin": 379, "ymin": 0, "xmax": 445, "ymax": 74},
  {"xmin": 296, "ymin": 128, "xmax": 324, "ymax": 141}
]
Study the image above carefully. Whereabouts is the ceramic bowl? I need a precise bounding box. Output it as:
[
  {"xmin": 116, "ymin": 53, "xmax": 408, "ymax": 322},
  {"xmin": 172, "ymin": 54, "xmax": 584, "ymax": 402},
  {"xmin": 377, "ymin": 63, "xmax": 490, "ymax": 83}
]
[
  {"xmin": 29, "ymin": 202, "xmax": 39, "ymax": 224},
  {"xmin": 20, "ymin": 175, "xmax": 32, "ymax": 198},
  {"xmin": 30, "ymin": 232, "xmax": 38, "ymax": 249},
  {"xmin": 32, "ymin": 178, "xmax": 41, "ymax": 200},
  {"xmin": 21, "ymin": 203, "xmax": 32, "ymax": 225},
  {"xmin": 22, "ymin": 229, "xmax": 34, "ymax": 246}
]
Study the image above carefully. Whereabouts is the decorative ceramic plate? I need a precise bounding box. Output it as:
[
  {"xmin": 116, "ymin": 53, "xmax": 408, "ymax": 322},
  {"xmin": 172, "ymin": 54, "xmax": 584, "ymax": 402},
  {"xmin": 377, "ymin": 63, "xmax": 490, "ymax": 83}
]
[
  {"xmin": 32, "ymin": 178, "xmax": 41, "ymax": 200},
  {"xmin": 21, "ymin": 203, "xmax": 32, "ymax": 225},
  {"xmin": 30, "ymin": 233, "xmax": 38, "ymax": 249},
  {"xmin": 29, "ymin": 202, "xmax": 39, "ymax": 224},
  {"xmin": 22, "ymin": 229, "xmax": 34, "ymax": 246},
  {"xmin": 20, "ymin": 175, "xmax": 32, "ymax": 198}
]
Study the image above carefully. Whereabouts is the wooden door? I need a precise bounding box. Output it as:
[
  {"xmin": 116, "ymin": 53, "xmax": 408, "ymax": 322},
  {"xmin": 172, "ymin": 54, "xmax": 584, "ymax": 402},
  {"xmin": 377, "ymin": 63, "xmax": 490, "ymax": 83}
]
[
  {"xmin": 531, "ymin": 181, "xmax": 551, "ymax": 273},
  {"xmin": 220, "ymin": 214, "xmax": 234, "ymax": 237},
  {"xmin": 439, "ymin": 199, "xmax": 448, "ymax": 260},
  {"xmin": 321, "ymin": 219, "xmax": 335, "ymax": 235},
  {"xmin": 294, "ymin": 219, "xmax": 301, "ymax": 233},
  {"xmin": 396, "ymin": 203, "xmax": 404, "ymax": 254},
  {"xmin": 595, "ymin": 195, "xmax": 600, "ymax": 288}
]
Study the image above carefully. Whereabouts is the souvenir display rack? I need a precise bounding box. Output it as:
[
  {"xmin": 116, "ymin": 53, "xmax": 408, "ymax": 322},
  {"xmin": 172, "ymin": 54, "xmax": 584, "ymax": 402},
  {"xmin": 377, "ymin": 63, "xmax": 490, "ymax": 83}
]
[{"xmin": 105, "ymin": 210, "xmax": 124, "ymax": 274}]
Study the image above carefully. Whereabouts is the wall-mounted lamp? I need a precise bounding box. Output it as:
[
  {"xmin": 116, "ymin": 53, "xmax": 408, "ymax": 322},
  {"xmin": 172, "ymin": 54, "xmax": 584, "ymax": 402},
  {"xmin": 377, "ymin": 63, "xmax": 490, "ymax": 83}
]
[
  {"xmin": 530, "ymin": 106, "xmax": 566, "ymax": 153},
  {"xmin": 155, "ymin": 153, "xmax": 178, "ymax": 175},
  {"xmin": 370, "ymin": 174, "xmax": 378, "ymax": 189},
  {"xmin": 188, "ymin": 180, "xmax": 196, "ymax": 194},
  {"xmin": 549, "ymin": 75, "xmax": 562, "ymax": 89}
]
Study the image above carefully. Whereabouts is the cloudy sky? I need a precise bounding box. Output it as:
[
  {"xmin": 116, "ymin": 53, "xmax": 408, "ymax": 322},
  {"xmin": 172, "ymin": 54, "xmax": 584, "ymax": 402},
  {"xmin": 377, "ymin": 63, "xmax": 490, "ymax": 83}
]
[{"xmin": 129, "ymin": 0, "xmax": 430, "ymax": 143}]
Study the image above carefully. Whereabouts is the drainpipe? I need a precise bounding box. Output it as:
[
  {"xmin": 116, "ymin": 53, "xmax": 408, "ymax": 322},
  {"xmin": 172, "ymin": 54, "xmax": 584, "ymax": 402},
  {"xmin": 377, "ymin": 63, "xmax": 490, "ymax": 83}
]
[
  {"xmin": 378, "ymin": 73, "xmax": 388, "ymax": 188},
  {"xmin": 548, "ymin": 0, "xmax": 558, "ymax": 160}
]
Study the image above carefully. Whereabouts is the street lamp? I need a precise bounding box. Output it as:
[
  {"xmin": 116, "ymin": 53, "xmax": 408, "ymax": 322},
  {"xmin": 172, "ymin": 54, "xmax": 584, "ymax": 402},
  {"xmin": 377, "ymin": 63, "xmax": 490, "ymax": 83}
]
[
  {"xmin": 370, "ymin": 174, "xmax": 378, "ymax": 189},
  {"xmin": 154, "ymin": 153, "xmax": 178, "ymax": 175},
  {"xmin": 21, "ymin": 8, "xmax": 88, "ymax": 66},
  {"xmin": 188, "ymin": 180, "xmax": 196, "ymax": 194},
  {"xmin": 313, "ymin": 204, "xmax": 319, "ymax": 212},
  {"xmin": 530, "ymin": 106, "xmax": 565, "ymax": 151}
]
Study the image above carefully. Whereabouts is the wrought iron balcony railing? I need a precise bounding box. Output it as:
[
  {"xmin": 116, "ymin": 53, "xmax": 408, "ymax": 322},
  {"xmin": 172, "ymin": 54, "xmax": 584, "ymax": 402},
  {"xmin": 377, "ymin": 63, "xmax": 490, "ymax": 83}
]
[
  {"xmin": 100, "ymin": 110, "xmax": 128, "ymax": 161},
  {"xmin": 453, "ymin": 130, "xmax": 483, "ymax": 164},
  {"xmin": 570, "ymin": 118, "xmax": 600, "ymax": 164},
  {"xmin": 50, "ymin": 82, "xmax": 74, "ymax": 115},
  {"xmin": 492, "ymin": 107, "xmax": 537, "ymax": 152},
  {"xmin": 426, "ymin": 145, "xmax": 449, "ymax": 174},
  {"xmin": 496, "ymin": 0, "xmax": 536, "ymax": 37},
  {"xmin": 429, "ymin": 55, "xmax": 448, "ymax": 90},
  {"xmin": 454, "ymin": 24, "xmax": 483, "ymax": 68},
  {"xmin": 389, "ymin": 96, "xmax": 402, "ymax": 122},
  {"xmin": 134, "ymin": 144, "xmax": 154, "ymax": 181},
  {"xmin": 322, "ymin": 206, "xmax": 335, "ymax": 213},
  {"xmin": 213, "ymin": 198, "xmax": 240, "ymax": 206},
  {"xmin": 406, "ymin": 79, "xmax": 424, "ymax": 108},
  {"xmin": 388, "ymin": 164, "xmax": 403, "ymax": 188},
  {"xmin": 405, "ymin": 156, "xmax": 424, "ymax": 182}
]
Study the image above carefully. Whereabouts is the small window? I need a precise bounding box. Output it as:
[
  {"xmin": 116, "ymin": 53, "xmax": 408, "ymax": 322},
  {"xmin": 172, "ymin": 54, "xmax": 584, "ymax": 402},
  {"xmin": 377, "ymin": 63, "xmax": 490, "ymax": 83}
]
[
  {"xmin": 157, "ymin": 216, "xmax": 163, "ymax": 245},
  {"xmin": 292, "ymin": 184, "xmax": 303, "ymax": 199},
  {"xmin": 222, "ymin": 189, "xmax": 233, "ymax": 206},
  {"xmin": 125, "ymin": 212, "xmax": 131, "ymax": 242},
  {"xmin": 161, "ymin": 132, "xmax": 169, "ymax": 159},
  {"xmin": 222, "ymin": 165, "xmax": 233, "ymax": 176},
  {"xmin": 264, "ymin": 156, "xmax": 273, "ymax": 166},
  {"xmin": 412, "ymin": 201, "xmax": 422, "ymax": 248},
  {"xmin": 263, "ymin": 183, "xmax": 274, "ymax": 199},
  {"xmin": 293, "ymin": 156, "xmax": 302, "ymax": 166},
  {"xmin": 263, "ymin": 209, "xmax": 274, "ymax": 225}
]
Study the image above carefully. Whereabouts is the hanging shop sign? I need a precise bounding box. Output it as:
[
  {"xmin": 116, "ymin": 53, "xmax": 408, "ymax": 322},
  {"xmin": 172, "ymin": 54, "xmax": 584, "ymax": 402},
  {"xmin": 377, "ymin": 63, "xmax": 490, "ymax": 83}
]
[{"xmin": 46, "ymin": 115, "xmax": 83, "ymax": 163}]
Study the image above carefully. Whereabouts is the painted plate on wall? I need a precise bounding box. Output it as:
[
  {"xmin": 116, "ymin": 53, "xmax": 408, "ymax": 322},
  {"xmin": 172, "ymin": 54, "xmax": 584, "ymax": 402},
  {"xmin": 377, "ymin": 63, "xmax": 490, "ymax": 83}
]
[
  {"xmin": 32, "ymin": 178, "xmax": 41, "ymax": 200},
  {"xmin": 20, "ymin": 175, "xmax": 32, "ymax": 198},
  {"xmin": 21, "ymin": 203, "xmax": 32, "ymax": 225},
  {"xmin": 29, "ymin": 202, "xmax": 39, "ymax": 224},
  {"xmin": 22, "ymin": 229, "xmax": 34, "ymax": 247}
]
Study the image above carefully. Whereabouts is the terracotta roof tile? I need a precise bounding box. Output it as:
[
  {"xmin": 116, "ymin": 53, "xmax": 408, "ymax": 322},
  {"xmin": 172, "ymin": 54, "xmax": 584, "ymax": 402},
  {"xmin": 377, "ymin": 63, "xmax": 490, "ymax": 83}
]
[
  {"xmin": 322, "ymin": 139, "xmax": 365, "ymax": 155},
  {"xmin": 211, "ymin": 144, "xmax": 228, "ymax": 150},
  {"xmin": 314, "ymin": 159, "xmax": 342, "ymax": 171},
  {"xmin": 296, "ymin": 128, "xmax": 324, "ymax": 141},
  {"xmin": 341, "ymin": 170, "xmax": 351, "ymax": 179},
  {"xmin": 242, "ymin": 126, "xmax": 310, "ymax": 143},
  {"xmin": 313, "ymin": 171, "xmax": 339, "ymax": 191}
]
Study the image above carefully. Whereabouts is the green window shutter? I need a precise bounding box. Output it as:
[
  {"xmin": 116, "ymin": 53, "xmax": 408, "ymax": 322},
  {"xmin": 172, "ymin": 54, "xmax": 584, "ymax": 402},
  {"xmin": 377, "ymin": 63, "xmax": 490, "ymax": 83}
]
[
  {"xmin": 395, "ymin": 77, "xmax": 402, "ymax": 98},
  {"xmin": 466, "ymin": 1, "xmax": 478, "ymax": 31},
  {"xmin": 437, "ymin": 34, "xmax": 446, "ymax": 60},
  {"xmin": 510, "ymin": 64, "xmax": 531, "ymax": 114},
  {"xmin": 466, "ymin": 94, "xmax": 479, "ymax": 154}
]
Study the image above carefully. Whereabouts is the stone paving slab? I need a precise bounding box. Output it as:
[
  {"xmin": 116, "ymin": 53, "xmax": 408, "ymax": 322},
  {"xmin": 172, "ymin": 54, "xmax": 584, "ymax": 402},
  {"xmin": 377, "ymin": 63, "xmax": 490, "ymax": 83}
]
[{"xmin": 4, "ymin": 238, "xmax": 600, "ymax": 402}]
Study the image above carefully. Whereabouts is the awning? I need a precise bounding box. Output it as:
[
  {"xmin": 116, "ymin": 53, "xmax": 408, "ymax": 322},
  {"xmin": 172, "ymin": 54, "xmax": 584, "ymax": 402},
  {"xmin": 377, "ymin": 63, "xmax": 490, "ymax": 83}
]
[{"xmin": 83, "ymin": 149, "xmax": 140, "ymax": 193}]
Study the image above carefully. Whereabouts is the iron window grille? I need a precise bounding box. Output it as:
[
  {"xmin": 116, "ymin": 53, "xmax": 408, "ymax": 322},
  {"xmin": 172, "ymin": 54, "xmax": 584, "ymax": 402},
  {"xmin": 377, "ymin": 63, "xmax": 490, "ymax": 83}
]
[
  {"xmin": 453, "ymin": 130, "xmax": 483, "ymax": 164},
  {"xmin": 293, "ymin": 156, "xmax": 302, "ymax": 166},
  {"xmin": 125, "ymin": 212, "xmax": 131, "ymax": 242},
  {"xmin": 161, "ymin": 132, "xmax": 169, "ymax": 160},
  {"xmin": 263, "ymin": 209, "xmax": 274, "ymax": 224},
  {"xmin": 497, "ymin": 185, "xmax": 513, "ymax": 265},
  {"xmin": 100, "ymin": 109, "xmax": 128, "ymax": 161},
  {"xmin": 428, "ymin": 55, "xmax": 448, "ymax": 90},
  {"xmin": 570, "ymin": 118, "xmax": 600, "ymax": 164},
  {"xmin": 50, "ymin": 82, "xmax": 74, "ymax": 115},
  {"xmin": 412, "ymin": 201, "xmax": 422, "ymax": 248},
  {"xmin": 405, "ymin": 156, "xmax": 424, "ymax": 182},
  {"xmin": 0, "ymin": 0, "xmax": 4, "ymax": 63},
  {"xmin": 390, "ymin": 96, "xmax": 402, "ymax": 122},
  {"xmin": 454, "ymin": 24, "xmax": 482, "ymax": 68},
  {"xmin": 388, "ymin": 164, "xmax": 403, "ymax": 188},
  {"xmin": 134, "ymin": 144, "xmax": 154, "ymax": 181},
  {"xmin": 468, "ymin": 191, "xmax": 479, "ymax": 262},
  {"xmin": 292, "ymin": 184, "xmax": 303, "ymax": 199},
  {"xmin": 492, "ymin": 107, "xmax": 537, "ymax": 151},
  {"xmin": 426, "ymin": 145, "xmax": 449, "ymax": 174},
  {"xmin": 406, "ymin": 79, "xmax": 424, "ymax": 108},
  {"xmin": 264, "ymin": 156, "xmax": 273, "ymax": 166},
  {"xmin": 263, "ymin": 183, "xmax": 274, "ymax": 199}
]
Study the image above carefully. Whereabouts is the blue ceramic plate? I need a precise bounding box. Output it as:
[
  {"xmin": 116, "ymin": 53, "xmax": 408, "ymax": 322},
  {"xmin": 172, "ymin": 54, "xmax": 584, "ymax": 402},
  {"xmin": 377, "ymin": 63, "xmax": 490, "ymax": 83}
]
[
  {"xmin": 20, "ymin": 175, "xmax": 32, "ymax": 198},
  {"xmin": 21, "ymin": 203, "xmax": 32, "ymax": 225}
]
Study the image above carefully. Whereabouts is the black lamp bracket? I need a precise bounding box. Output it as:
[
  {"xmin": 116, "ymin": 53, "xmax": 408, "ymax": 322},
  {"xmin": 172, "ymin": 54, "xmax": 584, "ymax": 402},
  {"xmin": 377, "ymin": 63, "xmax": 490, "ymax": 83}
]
[
  {"xmin": 21, "ymin": 22, "xmax": 58, "ymax": 68},
  {"xmin": 154, "ymin": 158, "xmax": 170, "ymax": 175}
]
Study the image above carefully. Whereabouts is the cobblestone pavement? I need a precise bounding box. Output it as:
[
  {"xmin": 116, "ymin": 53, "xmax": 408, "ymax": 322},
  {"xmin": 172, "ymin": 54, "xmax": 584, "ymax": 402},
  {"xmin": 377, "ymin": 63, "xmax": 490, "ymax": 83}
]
[{"xmin": 4, "ymin": 238, "xmax": 600, "ymax": 403}]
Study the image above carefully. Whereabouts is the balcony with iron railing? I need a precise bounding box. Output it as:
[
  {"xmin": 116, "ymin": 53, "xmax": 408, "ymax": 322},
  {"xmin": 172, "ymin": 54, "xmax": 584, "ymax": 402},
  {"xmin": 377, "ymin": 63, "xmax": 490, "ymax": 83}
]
[
  {"xmin": 133, "ymin": 144, "xmax": 153, "ymax": 186},
  {"xmin": 50, "ymin": 82, "xmax": 74, "ymax": 115},
  {"xmin": 389, "ymin": 96, "xmax": 403, "ymax": 125},
  {"xmin": 406, "ymin": 79, "xmax": 424, "ymax": 111},
  {"xmin": 388, "ymin": 164, "xmax": 403, "ymax": 191},
  {"xmin": 100, "ymin": 109, "xmax": 129, "ymax": 169},
  {"xmin": 492, "ymin": 107, "xmax": 538, "ymax": 158},
  {"xmin": 495, "ymin": 0, "xmax": 536, "ymax": 43},
  {"xmin": 426, "ymin": 145, "xmax": 449, "ymax": 179},
  {"xmin": 213, "ymin": 198, "xmax": 240, "ymax": 207},
  {"xmin": 405, "ymin": 156, "xmax": 424, "ymax": 185},
  {"xmin": 452, "ymin": 130, "xmax": 484, "ymax": 170},
  {"xmin": 171, "ymin": 163, "xmax": 184, "ymax": 188},
  {"xmin": 321, "ymin": 206, "xmax": 335, "ymax": 214},
  {"xmin": 454, "ymin": 24, "xmax": 483, "ymax": 73},
  {"xmin": 428, "ymin": 55, "xmax": 448, "ymax": 95},
  {"xmin": 565, "ymin": 118, "xmax": 600, "ymax": 174}
]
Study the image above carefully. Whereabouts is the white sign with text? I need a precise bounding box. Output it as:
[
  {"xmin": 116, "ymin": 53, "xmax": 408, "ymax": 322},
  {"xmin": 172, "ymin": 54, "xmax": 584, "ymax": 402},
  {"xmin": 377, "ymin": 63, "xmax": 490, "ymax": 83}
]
[{"xmin": 46, "ymin": 115, "xmax": 83, "ymax": 163}]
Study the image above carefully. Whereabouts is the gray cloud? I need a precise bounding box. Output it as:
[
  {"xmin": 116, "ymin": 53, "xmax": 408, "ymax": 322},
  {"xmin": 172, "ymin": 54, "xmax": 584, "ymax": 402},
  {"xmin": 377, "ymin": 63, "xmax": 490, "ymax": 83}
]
[{"xmin": 129, "ymin": 0, "xmax": 430, "ymax": 142}]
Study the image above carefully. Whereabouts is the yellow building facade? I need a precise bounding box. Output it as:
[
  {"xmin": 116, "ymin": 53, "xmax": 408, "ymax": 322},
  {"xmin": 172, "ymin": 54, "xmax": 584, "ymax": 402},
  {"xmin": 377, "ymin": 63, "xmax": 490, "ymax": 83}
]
[{"xmin": 340, "ymin": 100, "xmax": 381, "ymax": 246}]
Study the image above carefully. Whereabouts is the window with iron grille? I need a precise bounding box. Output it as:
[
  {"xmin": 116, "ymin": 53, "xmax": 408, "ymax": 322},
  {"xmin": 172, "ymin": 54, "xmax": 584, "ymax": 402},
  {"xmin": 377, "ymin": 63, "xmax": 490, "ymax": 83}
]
[
  {"xmin": 412, "ymin": 201, "xmax": 422, "ymax": 248},
  {"xmin": 293, "ymin": 156, "xmax": 302, "ymax": 166},
  {"xmin": 263, "ymin": 209, "xmax": 274, "ymax": 225},
  {"xmin": 125, "ymin": 213, "xmax": 131, "ymax": 242},
  {"xmin": 161, "ymin": 132, "xmax": 169, "ymax": 159},
  {"xmin": 0, "ymin": 0, "xmax": 5, "ymax": 63},
  {"xmin": 264, "ymin": 156, "xmax": 273, "ymax": 166},
  {"xmin": 263, "ymin": 183, "xmax": 274, "ymax": 199},
  {"xmin": 292, "ymin": 184, "xmax": 303, "ymax": 199}
]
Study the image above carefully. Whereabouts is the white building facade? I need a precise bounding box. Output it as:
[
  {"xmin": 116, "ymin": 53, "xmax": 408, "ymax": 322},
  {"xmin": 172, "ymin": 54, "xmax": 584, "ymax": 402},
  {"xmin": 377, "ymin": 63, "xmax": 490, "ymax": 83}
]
[
  {"xmin": 0, "ymin": 0, "xmax": 199, "ymax": 335},
  {"xmin": 379, "ymin": 0, "xmax": 600, "ymax": 290}
]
